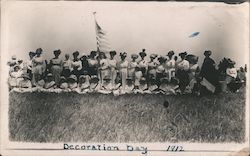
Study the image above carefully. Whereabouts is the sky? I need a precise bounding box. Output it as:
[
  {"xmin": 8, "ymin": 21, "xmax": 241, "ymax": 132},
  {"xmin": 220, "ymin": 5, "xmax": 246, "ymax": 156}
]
[{"xmin": 1, "ymin": 1, "xmax": 249, "ymax": 67}]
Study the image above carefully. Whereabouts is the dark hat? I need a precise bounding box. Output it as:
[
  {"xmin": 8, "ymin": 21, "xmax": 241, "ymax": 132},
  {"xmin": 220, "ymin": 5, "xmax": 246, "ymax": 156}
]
[
  {"xmin": 204, "ymin": 50, "xmax": 212, "ymax": 56},
  {"xmin": 167, "ymin": 51, "xmax": 175, "ymax": 56},
  {"xmin": 158, "ymin": 56, "xmax": 166, "ymax": 62},
  {"xmin": 73, "ymin": 51, "xmax": 79, "ymax": 56},
  {"xmin": 90, "ymin": 51, "xmax": 97, "ymax": 56},
  {"xmin": 36, "ymin": 48, "xmax": 43, "ymax": 54},
  {"xmin": 179, "ymin": 52, "xmax": 188, "ymax": 57},
  {"xmin": 110, "ymin": 50, "xmax": 117, "ymax": 56},
  {"xmin": 18, "ymin": 59, "xmax": 23, "ymax": 62},
  {"xmin": 90, "ymin": 75, "xmax": 99, "ymax": 82},
  {"xmin": 53, "ymin": 49, "xmax": 61, "ymax": 55},
  {"xmin": 139, "ymin": 51, "xmax": 147, "ymax": 57},
  {"xmin": 120, "ymin": 52, "xmax": 127, "ymax": 57},
  {"xmin": 228, "ymin": 59, "xmax": 236, "ymax": 65},
  {"xmin": 13, "ymin": 65, "xmax": 20, "ymax": 70},
  {"xmin": 79, "ymin": 75, "xmax": 86, "ymax": 80},
  {"xmin": 150, "ymin": 54, "xmax": 158, "ymax": 59},
  {"xmin": 29, "ymin": 51, "xmax": 35, "ymax": 56},
  {"xmin": 131, "ymin": 54, "xmax": 139, "ymax": 59}
]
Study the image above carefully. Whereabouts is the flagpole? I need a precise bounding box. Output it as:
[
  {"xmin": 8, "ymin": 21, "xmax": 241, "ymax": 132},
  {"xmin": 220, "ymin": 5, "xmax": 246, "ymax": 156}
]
[{"xmin": 93, "ymin": 12, "xmax": 100, "ymax": 53}]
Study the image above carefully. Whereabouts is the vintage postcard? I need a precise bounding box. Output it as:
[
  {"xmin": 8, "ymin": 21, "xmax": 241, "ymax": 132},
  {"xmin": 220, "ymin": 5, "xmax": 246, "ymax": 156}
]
[{"xmin": 0, "ymin": 0, "xmax": 249, "ymax": 156}]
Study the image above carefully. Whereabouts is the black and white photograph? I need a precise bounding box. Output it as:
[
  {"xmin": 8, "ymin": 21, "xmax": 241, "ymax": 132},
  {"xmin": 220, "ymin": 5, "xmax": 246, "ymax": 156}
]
[{"xmin": 0, "ymin": 1, "xmax": 249, "ymax": 156}]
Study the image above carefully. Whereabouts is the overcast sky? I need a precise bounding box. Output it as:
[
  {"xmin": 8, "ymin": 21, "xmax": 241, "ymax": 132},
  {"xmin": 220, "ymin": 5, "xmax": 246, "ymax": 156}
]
[{"xmin": 1, "ymin": 1, "xmax": 249, "ymax": 67}]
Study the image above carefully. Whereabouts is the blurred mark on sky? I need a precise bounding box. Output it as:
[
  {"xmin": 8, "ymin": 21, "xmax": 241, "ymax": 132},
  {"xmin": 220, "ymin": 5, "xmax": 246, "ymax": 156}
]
[{"xmin": 189, "ymin": 32, "xmax": 200, "ymax": 38}]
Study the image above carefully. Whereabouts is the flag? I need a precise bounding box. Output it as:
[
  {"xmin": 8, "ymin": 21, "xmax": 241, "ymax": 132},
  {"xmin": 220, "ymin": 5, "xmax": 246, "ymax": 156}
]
[
  {"xmin": 200, "ymin": 77, "xmax": 216, "ymax": 93},
  {"xmin": 93, "ymin": 12, "xmax": 111, "ymax": 53}
]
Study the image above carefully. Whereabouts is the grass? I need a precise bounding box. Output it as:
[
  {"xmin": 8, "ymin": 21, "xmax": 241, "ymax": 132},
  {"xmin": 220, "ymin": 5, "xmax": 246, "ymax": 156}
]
[{"xmin": 9, "ymin": 88, "xmax": 246, "ymax": 143}]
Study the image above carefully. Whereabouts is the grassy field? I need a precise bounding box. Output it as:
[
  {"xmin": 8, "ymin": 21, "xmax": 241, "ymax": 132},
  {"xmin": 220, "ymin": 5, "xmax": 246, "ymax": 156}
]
[{"xmin": 9, "ymin": 88, "xmax": 245, "ymax": 143}]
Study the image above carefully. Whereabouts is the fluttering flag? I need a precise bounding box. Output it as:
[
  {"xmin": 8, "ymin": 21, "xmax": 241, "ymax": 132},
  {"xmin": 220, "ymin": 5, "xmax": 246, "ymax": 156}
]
[
  {"xmin": 189, "ymin": 32, "xmax": 200, "ymax": 38},
  {"xmin": 93, "ymin": 12, "xmax": 111, "ymax": 53}
]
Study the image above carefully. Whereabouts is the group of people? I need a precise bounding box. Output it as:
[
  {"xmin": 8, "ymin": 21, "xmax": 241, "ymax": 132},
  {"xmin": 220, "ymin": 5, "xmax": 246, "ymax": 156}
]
[{"xmin": 7, "ymin": 48, "xmax": 246, "ymax": 95}]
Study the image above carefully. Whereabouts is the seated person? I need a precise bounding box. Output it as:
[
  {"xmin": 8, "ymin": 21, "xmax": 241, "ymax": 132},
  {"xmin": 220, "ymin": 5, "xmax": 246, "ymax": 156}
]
[
  {"xmin": 148, "ymin": 78, "xmax": 158, "ymax": 93},
  {"xmin": 89, "ymin": 75, "xmax": 100, "ymax": 92},
  {"xmin": 134, "ymin": 77, "xmax": 148, "ymax": 94},
  {"xmin": 78, "ymin": 74, "xmax": 90, "ymax": 93},
  {"xmin": 59, "ymin": 76, "xmax": 69, "ymax": 91},
  {"xmin": 134, "ymin": 66, "xmax": 143, "ymax": 90},
  {"xmin": 124, "ymin": 77, "xmax": 134, "ymax": 94},
  {"xmin": 99, "ymin": 76, "xmax": 112, "ymax": 94},
  {"xmin": 8, "ymin": 65, "xmax": 22, "ymax": 90},
  {"xmin": 68, "ymin": 74, "xmax": 78, "ymax": 91},
  {"xmin": 44, "ymin": 73, "xmax": 56, "ymax": 91},
  {"xmin": 18, "ymin": 73, "xmax": 32, "ymax": 90},
  {"xmin": 159, "ymin": 77, "xmax": 172, "ymax": 94}
]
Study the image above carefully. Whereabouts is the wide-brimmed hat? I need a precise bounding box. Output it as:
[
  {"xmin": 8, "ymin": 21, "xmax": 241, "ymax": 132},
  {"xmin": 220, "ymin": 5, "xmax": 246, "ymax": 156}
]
[
  {"xmin": 13, "ymin": 65, "xmax": 20, "ymax": 70},
  {"xmin": 158, "ymin": 56, "xmax": 166, "ymax": 63},
  {"xmin": 47, "ymin": 73, "xmax": 53, "ymax": 77},
  {"xmin": 80, "ymin": 52, "xmax": 87, "ymax": 58},
  {"xmin": 73, "ymin": 51, "xmax": 79, "ymax": 56},
  {"xmin": 99, "ymin": 52, "xmax": 106, "ymax": 58},
  {"xmin": 60, "ymin": 76, "xmax": 66, "ymax": 81},
  {"xmin": 228, "ymin": 59, "xmax": 236, "ymax": 65},
  {"xmin": 204, "ymin": 50, "xmax": 212, "ymax": 57},
  {"xmin": 167, "ymin": 51, "xmax": 175, "ymax": 57},
  {"xmin": 53, "ymin": 49, "xmax": 61, "ymax": 55},
  {"xmin": 139, "ymin": 51, "xmax": 147, "ymax": 57},
  {"xmin": 179, "ymin": 52, "xmax": 188, "ymax": 57},
  {"xmin": 29, "ymin": 51, "xmax": 35, "ymax": 56},
  {"xmin": 36, "ymin": 48, "xmax": 43, "ymax": 54},
  {"xmin": 150, "ymin": 54, "xmax": 158, "ymax": 59},
  {"xmin": 110, "ymin": 50, "xmax": 117, "ymax": 56},
  {"xmin": 68, "ymin": 75, "xmax": 77, "ymax": 81},
  {"xmin": 131, "ymin": 54, "xmax": 139, "ymax": 59},
  {"xmin": 18, "ymin": 59, "xmax": 23, "ymax": 63},
  {"xmin": 120, "ymin": 52, "xmax": 127, "ymax": 58},
  {"xmin": 79, "ymin": 75, "xmax": 86, "ymax": 80}
]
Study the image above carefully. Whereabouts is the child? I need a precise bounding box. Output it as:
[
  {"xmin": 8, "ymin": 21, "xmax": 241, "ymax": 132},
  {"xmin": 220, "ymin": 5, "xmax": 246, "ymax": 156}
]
[
  {"xmin": 68, "ymin": 74, "xmax": 78, "ymax": 91},
  {"xmin": 89, "ymin": 75, "xmax": 100, "ymax": 92},
  {"xmin": 44, "ymin": 73, "xmax": 56, "ymax": 92},
  {"xmin": 59, "ymin": 76, "xmax": 69, "ymax": 91},
  {"xmin": 8, "ymin": 65, "xmax": 22, "ymax": 90}
]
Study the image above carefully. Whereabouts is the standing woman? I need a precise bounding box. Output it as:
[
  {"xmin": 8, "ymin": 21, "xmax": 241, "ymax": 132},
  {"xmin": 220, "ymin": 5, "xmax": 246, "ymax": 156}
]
[
  {"xmin": 165, "ymin": 51, "xmax": 176, "ymax": 82},
  {"xmin": 108, "ymin": 51, "xmax": 117, "ymax": 89},
  {"xmin": 147, "ymin": 54, "xmax": 158, "ymax": 83},
  {"xmin": 138, "ymin": 49, "xmax": 148, "ymax": 78},
  {"xmin": 99, "ymin": 52, "xmax": 109, "ymax": 87},
  {"xmin": 32, "ymin": 48, "xmax": 46, "ymax": 86},
  {"xmin": 50, "ymin": 49, "xmax": 63, "ymax": 86},
  {"xmin": 118, "ymin": 52, "xmax": 129, "ymax": 91},
  {"xmin": 176, "ymin": 52, "xmax": 190, "ymax": 93},
  {"xmin": 71, "ymin": 51, "xmax": 82, "ymax": 80},
  {"xmin": 27, "ymin": 51, "xmax": 36, "ymax": 79},
  {"xmin": 62, "ymin": 54, "xmax": 72, "ymax": 79},
  {"xmin": 88, "ymin": 51, "xmax": 98, "ymax": 77},
  {"xmin": 156, "ymin": 56, "xmax": 166, "ymax": 86},
  {"xmin": 128, "ymin": 54, "xmax": 139, "ymax": 81},
  {"xmin": 200, "ymin": 50, "xmax": 219, "ymax": 93}
]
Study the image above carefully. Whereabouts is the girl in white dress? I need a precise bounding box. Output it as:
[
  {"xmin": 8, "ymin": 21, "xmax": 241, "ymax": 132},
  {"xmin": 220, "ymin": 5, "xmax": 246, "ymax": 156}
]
[{"xmin": 118, "ymin": 52, "xmax": 129, "ymax": 92}]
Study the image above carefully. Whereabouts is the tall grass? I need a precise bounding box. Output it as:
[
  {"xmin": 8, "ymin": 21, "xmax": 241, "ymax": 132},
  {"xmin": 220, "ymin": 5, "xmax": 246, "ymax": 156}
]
[{"xmin": 9, "ymin": 88, "xmax": 245, "ymax": 143}]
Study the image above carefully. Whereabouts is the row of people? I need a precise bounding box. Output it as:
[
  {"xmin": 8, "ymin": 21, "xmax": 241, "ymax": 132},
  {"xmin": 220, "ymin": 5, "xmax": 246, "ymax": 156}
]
[{"xmin": 8, "ymin": 48, "xmax": 246, "ymax": 94}]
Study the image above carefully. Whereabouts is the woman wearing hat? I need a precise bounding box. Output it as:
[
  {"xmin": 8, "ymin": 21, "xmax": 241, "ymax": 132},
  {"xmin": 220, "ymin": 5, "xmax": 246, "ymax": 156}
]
[
  {"xmin": 138, "ymin": 49, "xmax": 148, "ymax": 77},
  {"xmin": 71, "ymin": 51, "xmax": 82, "ymax": 80},
  {"xmin": 32, "ymin": 48, "xmax": 46, "ymax": 86},
  {"xmin": 77, "ymin": 73, "xmax": 91, "ymax": 93},
  {"xmin": 225, "ymin": 60, "xmax": 237, "ymax": 85},
  {"xmin": 118, "ymin": 52, "xmax": 129, "ymax": 92},
  {"xmin": 88, "ymin": 51, "xmax": 98, "ymax": 77},
  {"xmin": 80, "ymin": 52, "xmax": 89, "ymax": 75},
  {"xmin": 59, "ymin": 76, "xmax": 69, "ymax": 91},
  {"xmin": 62, "ymin": 54, "xmax": 72, "ymax": 79},
  {"xmin": 50, "ymin": 49, "xmax": 63, "ymax": 86},
  {"xmin": 99, "ymin": 52, "xmax": 109, "ymax": 88},
  {"xmin": 108, "ymin": 51, "xmax": 118, "ymax": 89},
  {"xmin": 44, "ymin": 73, "xmax": 56, "ymax": 91},
  {"xmin": 89, "ymin": 75, "xmax": 100, "ymax": 92},
  {"xmin": 156, "ymin": 56, "xmax": 166, "ymax": 86},
  {"xmin": 176, "ymin": 52, "xmax": 190, "ymax": 94},
  {"xmin": 200, "ymin": 50, "xmax": 219, "ymax": 93},
  {"xmin": 26, "ymin": 52, "xmax": 36, "ymax": 79},
  {"xmin": 147, "ymin": 54, "xmax": 158, "ymax": 83},
  {"xmin": 128, "ymin": 54, "xmax": 139, "ymax": 82},
  {"xmin": 165, "ymin": 51, "xmax": 176, "ymax": 82}
]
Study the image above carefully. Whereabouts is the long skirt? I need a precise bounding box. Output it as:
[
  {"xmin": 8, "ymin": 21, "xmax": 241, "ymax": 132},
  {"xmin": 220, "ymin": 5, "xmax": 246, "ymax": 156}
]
[
  {"xmin": 176, "ymin": 69, "xmax": 190, "ymax": 93},
  {"xmin": 120, "ymin": 68, "xmax": 128, "ymax": 90},
  {"xmin": 110, "ymin": 68, "xmax": 117, "ymax": 88},
  {"xmin": 32, "ymin": 65, "xmax": 44, "ymax": 84},
  {"xmin": 51, "ymin": 65, "xmax": 62, "ymax": 85},
  {"xmin": 156, "ymin": 72, "xmax": 164, "ymax": 86},
  {"xmin": 100, "ymin": 69, "xmax": 109, "ymax": 86},
  {"xmin": 61, "ymin": 68, "xmax": 71, "ymax": 79}
]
